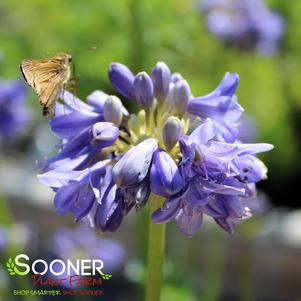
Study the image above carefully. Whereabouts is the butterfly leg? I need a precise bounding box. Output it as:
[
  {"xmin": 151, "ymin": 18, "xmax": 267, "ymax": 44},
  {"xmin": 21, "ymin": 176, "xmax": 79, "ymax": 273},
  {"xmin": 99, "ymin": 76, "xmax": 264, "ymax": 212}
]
[{"xmin": 68, "ymin": 74, "xmax": 80, "ymax": 107}]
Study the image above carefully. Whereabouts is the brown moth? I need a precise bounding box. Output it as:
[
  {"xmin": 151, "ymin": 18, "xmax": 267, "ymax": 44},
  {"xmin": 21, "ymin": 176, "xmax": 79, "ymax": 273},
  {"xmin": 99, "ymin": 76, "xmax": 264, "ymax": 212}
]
[{"xmin": 20, "ymin": 52, "xmax": 72, "ymax": 116}]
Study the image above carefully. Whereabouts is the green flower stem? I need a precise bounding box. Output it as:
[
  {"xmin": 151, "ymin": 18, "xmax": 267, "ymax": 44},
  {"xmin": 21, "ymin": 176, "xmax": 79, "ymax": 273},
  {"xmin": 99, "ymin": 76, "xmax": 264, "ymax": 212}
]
[
  {"xmin": 202, "ymin": 226, "xmax": 227, "ymax": 301},
  {"xmin": 129, "ymin": 0, "xmax": 144, "ymax": 71},
  {"xmin": 145, "ymin": 194, "xmax": 166, "ymax": 301},
  {"xmin": 145, "ymin": 109, "xmax": 151, "ymax": 132}
]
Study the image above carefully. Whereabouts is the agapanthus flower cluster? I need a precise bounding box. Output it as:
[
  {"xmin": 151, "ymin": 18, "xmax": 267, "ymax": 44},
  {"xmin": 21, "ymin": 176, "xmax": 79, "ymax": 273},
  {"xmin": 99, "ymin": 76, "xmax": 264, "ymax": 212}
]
[
  {"xmin": 43, "ymin": 226, "xmax": 125, "ymax": 287},
  {"xmin": 200, "ymin": 0, "xmax": 284, "ymax": 56},
  {"xmin": 50, "ymin": 226, "xmax": 125, "ymax": 275},
  {"xmin": 39, "ymin": 61, "xmax": 273, "ymax": 236},
  {"xmin": 0, "ymin": 79, "xmax": 30, "ymax": 142}
]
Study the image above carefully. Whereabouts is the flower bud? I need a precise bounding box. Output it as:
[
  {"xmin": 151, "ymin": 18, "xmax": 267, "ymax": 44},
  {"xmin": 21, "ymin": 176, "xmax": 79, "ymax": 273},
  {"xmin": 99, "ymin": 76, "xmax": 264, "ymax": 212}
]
[
  {"xmin": 150, "ymin": 150, "xmax": 184, "ymax": 197},
  {"xmin": 92, "ymin": 122, "xmax": 119, "ymax": 147},
  {"xmin": 109, "ymin": 63, "xmax": 135, "ymax": 100},
  {"xmin": 162, "ymin": 116, "xmax": 183, "ymax": 151},
  {"xmin": 134, "ymin": 72, "xmax": 154, "ymax": 110},
  {"xmin": 151, "ymin": 62, "xmax": 171, "ymax": 103},
  {"xmin": 104, "ymin": 95, "xmax": 123, "ymax": 126},
  {"xmin": 171, "ymin": 72, "xmax": 183, "ymax": 83},
  {"xmin": 112, "ymin": 138, "xmax": 158, "ymax": 187},
  {"xmin": 170, "ymin": 79, "xmax": 191, "ymax": 117}
]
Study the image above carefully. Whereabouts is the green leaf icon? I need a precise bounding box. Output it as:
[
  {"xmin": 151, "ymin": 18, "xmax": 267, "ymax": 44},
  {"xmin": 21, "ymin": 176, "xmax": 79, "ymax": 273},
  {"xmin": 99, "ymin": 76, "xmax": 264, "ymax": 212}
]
[
  {"xmin": 102, "ymin": 273, "xmax": 112, "ymax": 280},
  {"xmin": 6, "ymin": 258, "xmax": 16, "ymax": 276},
  {"xmin": 98, "ymin": 270, "xmax": 112, "ymax": 280}
]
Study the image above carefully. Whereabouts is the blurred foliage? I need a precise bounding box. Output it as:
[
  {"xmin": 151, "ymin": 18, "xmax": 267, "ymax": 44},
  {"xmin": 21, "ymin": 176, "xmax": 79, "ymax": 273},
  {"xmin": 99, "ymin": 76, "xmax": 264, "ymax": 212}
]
[{"xmin": 0, "ymin": 0, "xmax": 301, "ymax": 207}]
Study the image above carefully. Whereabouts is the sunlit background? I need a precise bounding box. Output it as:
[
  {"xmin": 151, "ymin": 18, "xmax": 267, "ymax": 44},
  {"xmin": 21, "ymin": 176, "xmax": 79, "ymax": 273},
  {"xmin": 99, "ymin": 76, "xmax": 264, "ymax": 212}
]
[{"xmin": 1, "ymin": 0, "xmax": 301, "ymax": 300}]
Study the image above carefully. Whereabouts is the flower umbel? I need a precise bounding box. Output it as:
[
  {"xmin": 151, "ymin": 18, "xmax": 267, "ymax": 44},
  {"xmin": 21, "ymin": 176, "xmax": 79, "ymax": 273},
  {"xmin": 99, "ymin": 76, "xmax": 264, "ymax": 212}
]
[
  {"xmin": 0, "ymin": 79, "xmax": 30, "ymax": 142},
  {"xmin": 39, "ymin": 62, "xmax": 273, "ymax": 236},
  {"xmin": 200, "ymin": 0, "xmax": 285, "ymax": 56}
]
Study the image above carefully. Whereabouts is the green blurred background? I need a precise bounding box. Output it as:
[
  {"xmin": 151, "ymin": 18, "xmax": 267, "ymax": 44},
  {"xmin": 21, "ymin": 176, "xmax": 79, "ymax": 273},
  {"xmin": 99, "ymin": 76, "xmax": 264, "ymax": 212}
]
[{"xmin": 1, "ymin": 0, "xmax": 301, "ymax": 300}]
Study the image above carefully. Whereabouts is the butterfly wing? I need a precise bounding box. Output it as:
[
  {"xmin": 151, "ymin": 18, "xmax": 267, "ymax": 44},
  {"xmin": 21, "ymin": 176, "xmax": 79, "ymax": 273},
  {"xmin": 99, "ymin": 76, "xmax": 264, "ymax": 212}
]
[
  {"xmin": 37, "ymin": 80, "xmax": 61, "ymax": 116},
  {"xmin": 20, "ymin": 58, "xmax": 70, "ymax": 116}
]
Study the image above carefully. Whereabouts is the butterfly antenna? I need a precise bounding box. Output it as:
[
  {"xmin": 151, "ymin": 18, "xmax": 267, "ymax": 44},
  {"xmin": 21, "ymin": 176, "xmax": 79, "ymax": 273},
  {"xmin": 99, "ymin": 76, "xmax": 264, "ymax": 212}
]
[{"xmin": 70, "ymin": 46, "xmax": 97, "ymax": 56}]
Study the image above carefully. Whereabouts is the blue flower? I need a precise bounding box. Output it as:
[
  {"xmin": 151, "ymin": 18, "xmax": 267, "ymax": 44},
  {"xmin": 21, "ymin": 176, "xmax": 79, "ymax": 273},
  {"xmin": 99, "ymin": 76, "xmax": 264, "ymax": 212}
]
[
  {"xmin": 152, "ymin": 120, "xmax": 273, "ymax": 235},
  {"xmin": 48, "ymin": 226, "xmax": 126, "ymax": 286},
  {"xmin": 39, "ymin": 62, "xmax": 273, "ymax": 236},
  {"xmin": 51, "ymin": 226, "xmax": 126, "ymax": 271},
  {"xmin": 200, "ymin": 0, "xmax": 285, "ymax": 56},
  {"xmin": 0, "ymin": 226, "xmax": 8, "ymax": 251},
  {"xmin": 0, "ymin": 79, "xmax": 30, "ymax": 141}
]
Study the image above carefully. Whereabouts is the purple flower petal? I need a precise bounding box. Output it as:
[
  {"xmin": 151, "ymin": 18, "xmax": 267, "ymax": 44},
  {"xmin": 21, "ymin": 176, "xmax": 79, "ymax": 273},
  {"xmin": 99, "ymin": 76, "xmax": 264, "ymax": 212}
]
[
  {"xmin": 236, "ymin": 142, "xmax": 274, "ymax": 156},
  {"xmin": 235, "ymin": 155, "xmax": 268, "ymax": 183},
  {"xmin": 38, "ymin": 169, "xmax": 87, "ymax": 188},
  {"xmin": 94, "ymin": 186, "xmax": 124, "ymax": 232},
  {"xmin": 214, "ymin": 218, "xmax": 236, "ymax": 234},
  {"xmin": 151, "ymin": 199, "xmax": 181, "ymax": 223},
  {"xmin": 50, "ymin": 111, "xmax": 101, "ymax": 139},
  {"xmin": 54, "ymin": 181, "xmax": 95, "ymax": 220},
  {"xmin": 86, "ymin": 90, "xmax": 107, "ymax": 113},
  {"xmin": 208, "ymin": 73, "xmax": 240, "ymax": 97},
  {"xmin": 112, "ymin": 138, "xmax": 158, "ymax": 187},
  {"xmin": 213, "ymin": 119, "xmax": 239, "ymax": 143},
  {"xmin": 188, "ymin": 119, "xmax": 217, "ymax": 145},
  {"xmin": 188, "ymin": 95, "xmax": 244, "ymax": 123},
  {"xmin": 183, "ymin": 179, "xmax": 210, "ymax": 205},
  {"xmin": 176, "ymin": 204, "xmax": 203, "ymax": 236},
  {"xmin": 179, "ymin": 136, "xmax": 196, "ymax": 178},
  {"xmin": 200, "ymin": 178, "xmax": 245, "ymax": 196},
  {"xmin": 59, "ymin": 90, "xmax": 93, "ymax": 113}
]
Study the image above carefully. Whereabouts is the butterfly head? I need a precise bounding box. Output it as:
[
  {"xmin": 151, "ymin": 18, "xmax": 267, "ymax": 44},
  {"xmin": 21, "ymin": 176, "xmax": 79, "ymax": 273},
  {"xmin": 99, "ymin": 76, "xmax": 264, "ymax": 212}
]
[{"xmin": 55, "ymin": 52, "xmax": 72, "ymax": 65}]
